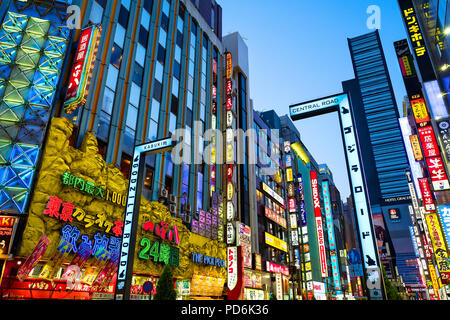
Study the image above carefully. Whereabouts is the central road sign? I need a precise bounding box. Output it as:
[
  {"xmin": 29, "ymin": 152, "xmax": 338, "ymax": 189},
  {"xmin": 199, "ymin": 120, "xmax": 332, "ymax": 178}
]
[{"xmin": 290, "ymin": 93, "xmax": 384, "ymax": 300}]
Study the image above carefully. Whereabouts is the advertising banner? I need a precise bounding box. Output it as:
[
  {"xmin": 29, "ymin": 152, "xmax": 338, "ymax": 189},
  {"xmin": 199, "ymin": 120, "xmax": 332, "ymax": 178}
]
[
  {"xmin": 425, "ymin": 213, "xmax": 450, "ymax": 284},
  {"xmin": 265, "ymin": 232, "xmax": 287, "ymax": 252},
  {"xmin": 0, "ymin": 216, "xmax": 18, "ymax": 257},
  {"xmin": 236, "ymin": 222, "xmax": 252, "ymax": 269},
  {"xmin": 418, "ymin": 126, "xmax": 440, "ymax": 157},
  {"xmin": 322, "ymin": 181, "xmax": 341, "ymax": 291},
  {"xmin": 64, "ymin": 25, "xmax": 101, "ymax": 113},
  {"xmin": 418, "ymin": 178, "xmax": 436, "ymax": 211},
  {"xmin": 17, "ymin": 234, "xmax": 50, "ymax": 281},
  {"xmin": 398, "ymin": 0, "xmax": 435, "ymax": 82},
  {"xmin": 266, "ymin": 261, "xmax": 289, "ymax": 276},
  {"xmin": 310, "ymin": 171, "xmax": 328, "ymax": 278},
  {"xmin": 227, "ymin": 246, "xmax": 238, "ymax": 291},
  {"xmin": 425, "ymin": 156, "xmax": 450, "ymax": 190},
  {"xmin": 409, "ymin": 135, "xmax": 424, "ymax": 161},
  {"xmin": 436, "ymin": 118, "xmax": 450, "ymax": 172},
  {"xmin": 438, "ymin": 206, "xmax": 450, "ymax": 250}
]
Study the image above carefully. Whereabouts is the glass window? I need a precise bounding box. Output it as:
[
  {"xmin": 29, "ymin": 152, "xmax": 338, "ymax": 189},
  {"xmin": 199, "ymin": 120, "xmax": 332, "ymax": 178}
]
[
  {"xmin": 141, "ymin": 9, "xmax": 151, "ymax": 31},
  {"xmin": 97, "ymin": 111, "xmax": 111, "ymax": 141},
  {"xmin": 155, "ymin": 62, "xmax": 164, "ymax": 83},
  {"xmin": 157, "ymin": 44, "xmax": 166, "ymax": 64},
  {"xmin": 138, "ymin": 26, "xmax": 149, "ymax": 47},
  {"xmin": 101, "ymin": 87, "xmax": 115, "ymax": 114},
  {"xmin": 121, "ymin": 0, "xmax": 131, "ymax": 10},
  {"xmin": 143, "ymin": 0, "xmax": 153, "ymax": 12},
  {"xmin": 106, "ymin": 65, "xmax": 119, "ymax": 91},
  {"xmin": 126, "ymin": 104, "xmax": 138, "ymax": 129},
  {"xmin": 133, "ymin": 64, "xmax": 144, "ymax": 87},
  {"xmin": 135, "ymin": 43, "xmax": 146, "ymax": 67},
  {"xmin": 173, "ymin": 61, "xmax": 181, "ymax": 79},
  {"xmin": 153, "ymin": 79, "xmax": 163, "ymax": 102},
  {"xmin": 110, "ymin": 44, "xmax": 123, "ymax": 69},
  {"xmin": 177, "ymin": 18, "xmax": 184, "ymax": 33},
  {"xmin": 129, "ymin": 82, "xmax": 141, "ymax": 107},
  {"xmin": 172, "ymin": 77, "xmax": 179, "ymax": 97},
  {"xmin": 169, "ymin": 112, "xmax": 176, "ymax": 134},
  {"xmin": 150, "ymin": 98, "xmax": 160, "ymax": 121},
  {"xmin": 89, "ymin": 1, "xmax": 104, "ymax": 24},
  {"xmin": 174, "ymin": 46, "xmax": 181, "ymax": 63},
  {"xmin": 114, "ymin": 24, "xmax": 126, "ymax": 48},
  {"xmin": 162, "ymin": 0, "xmax": 170, "ymax": 16},
  {"xmin": 160, "ymin": 13, "xmax": 169, "ymax": 31},
  {"xmin": 148, "ymin": 119, "xmax": 158, "ymax": 141},
  {"xmin": 118, "ymin": 5, "xmax": 129, "ymax": 27},
  {"xmin": 159, "ymin": 29, "xmax": 167, "ymax": 47}
]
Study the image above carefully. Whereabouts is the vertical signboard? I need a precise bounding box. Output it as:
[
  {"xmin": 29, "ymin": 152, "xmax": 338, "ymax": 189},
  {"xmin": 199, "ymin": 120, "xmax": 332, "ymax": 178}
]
[
  {"xmin": 322, "ymin": 181, "xmax": 342, "ymax": 292},
  {"xmin": 0, "ymin": 216, "xmax": 18, "ymax": 258},
  {"xmin": 425, "ymin": 157, "xmax": 450, "ymax": 190},
  {"xmin": 17, "ymin": 234, "xmax": 50, "ymax": 281},
  {"xmin": 297, "ymin": 174, "xmax": 312, "ymax": 293},
  {"xmin": 397, "ymin": 1, "xmax": 435, "ymax": 82},
  {"xmin": 310, "ymin": 171, "xmax": 327, "ymax": 278},
  {"xmin": 409, "ymin": 135, "xmax": 424, "ymax": 161},
  {"xmin": 64, "ymin": 25, "xmax": 101, "ymax": 113},
  {"xmin": 424, "ymin": 213, "xmax": 450, "ymax": 284},
  {"xmin": 436, "ymin": 118, "xmax": 450, "ymax": 174},
  {"xmin": 438, "ymin": 206, "xmax": 450, "ymax": 250},
  {"xmin": 418, "ymin": 178, "xmax": 436, "ymax": 212},
  {"xmin": 115, "ymin": 138, "xmax": 173, "ymax": 300}
]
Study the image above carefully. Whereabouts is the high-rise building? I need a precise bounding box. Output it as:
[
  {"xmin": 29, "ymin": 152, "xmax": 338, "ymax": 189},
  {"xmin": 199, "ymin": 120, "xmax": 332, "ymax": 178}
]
[{"xmin": 344, "ymin": 30, "xmax": 421, "ymax": 287}]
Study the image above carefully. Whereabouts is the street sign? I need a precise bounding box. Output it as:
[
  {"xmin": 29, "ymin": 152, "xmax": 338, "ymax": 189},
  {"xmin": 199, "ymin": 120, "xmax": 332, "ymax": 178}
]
[{"xmin": 347, "ymin": 249, "xmax": 361, "ymax": 265}]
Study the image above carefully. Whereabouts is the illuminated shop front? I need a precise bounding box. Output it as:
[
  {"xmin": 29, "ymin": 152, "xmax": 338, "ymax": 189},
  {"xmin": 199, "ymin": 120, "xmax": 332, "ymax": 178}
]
[
  {"xmin": 0, "ymin": 118, "xmax": 227, "ymax": 300},
  {"xmin": 131, "ymin": 201, "xmax": 227, "ymax": 301},
  {"xmin": 0, "ymin": 118, "xmax": 125, "ymax": 299}
]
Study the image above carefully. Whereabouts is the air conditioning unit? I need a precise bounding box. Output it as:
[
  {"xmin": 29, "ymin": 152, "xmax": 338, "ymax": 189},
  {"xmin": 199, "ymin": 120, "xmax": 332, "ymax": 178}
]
[
  {"xmin": 183, "ymin": 214, "xmax": 192, "ymax": 224},
  {"xmin": 169, "ymin": 203, "xmax": 177, "ymax": 215},
  {"xmin": 158, "ymin": 188, "xmax": 168, "ymax": 201},
  {"xmin": 182, "ymin": 202, "xmax": 191, "ymax": 213},
  {"xmin": 169, "ymin": 194, "xmax": 177, "ymax": 204}
]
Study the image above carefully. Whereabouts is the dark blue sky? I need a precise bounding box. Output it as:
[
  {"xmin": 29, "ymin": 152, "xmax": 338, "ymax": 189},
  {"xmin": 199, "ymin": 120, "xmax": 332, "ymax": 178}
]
[{"xmin": 220, "ymin": 0, "xmax": 409, "ymax": 201}]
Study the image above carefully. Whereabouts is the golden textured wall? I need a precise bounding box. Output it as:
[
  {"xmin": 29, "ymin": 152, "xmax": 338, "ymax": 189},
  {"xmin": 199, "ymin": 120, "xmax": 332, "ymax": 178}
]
[{"xmin": 18, "ymin": 117, "xmax": 226, "ymax": 280}]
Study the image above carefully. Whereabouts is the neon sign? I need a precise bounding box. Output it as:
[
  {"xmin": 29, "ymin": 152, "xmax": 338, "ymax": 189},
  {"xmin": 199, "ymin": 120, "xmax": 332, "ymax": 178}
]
[
  {"xmin": 142, "ymin": 220, "xmax": 179, "ymax": 245},
  {"xmin": 311, "ymin": 171, "xmax": 327, "ymax": 278},
  {"xmin": 138, "ymin": 238, "xmax": 179, "ymax": 267},
  {"xmin": 44, "ymin": 196, "xmax": 123, "ymax": 237},
  {"xmin": 191, "ymin": 252, "xmax": 225, "ymax": 268},
  {"xmin": 64, "ymin": 25, "xmax": 101, "ymax": 113}
]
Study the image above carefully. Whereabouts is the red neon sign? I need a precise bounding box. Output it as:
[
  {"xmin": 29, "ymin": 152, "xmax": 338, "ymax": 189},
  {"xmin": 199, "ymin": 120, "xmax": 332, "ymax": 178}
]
[
  {"xmin": 418, "ymin": 126, "xmax": 439, "ymax": 158},
  {"xmin": 418, "ymin": 178, "xmax": 435, "ymax": 212}
]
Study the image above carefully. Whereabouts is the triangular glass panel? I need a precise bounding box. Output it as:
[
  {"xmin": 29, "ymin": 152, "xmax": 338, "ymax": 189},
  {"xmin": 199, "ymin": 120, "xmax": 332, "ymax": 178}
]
[
  {"xmin": 21, "ymin": 144, "xmax": 40, "ymax": 166},
  {"xmin": 0, "ymin": 122, "xmax": 19, "ymax": 140},
  {"xmin": 0, "ymin": 190, "xmax": 12, "ymax": 209},
  {"xmin": 23, "ymin": 104, "xmax": 48, "ymax": 126},
  {"xmin": 0, "ymin": 142, "xmax": 12, "ymax": 164}
]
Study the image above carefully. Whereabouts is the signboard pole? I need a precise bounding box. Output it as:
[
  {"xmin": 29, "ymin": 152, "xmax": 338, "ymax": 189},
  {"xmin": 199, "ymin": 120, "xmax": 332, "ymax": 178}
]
[
  {"xmin": 114, "ymin": 138, "xmax": 173, "ymax": 300},
  {"xmin": 290, "ymin": 93, "xmax": 386, "ymax": 300}
]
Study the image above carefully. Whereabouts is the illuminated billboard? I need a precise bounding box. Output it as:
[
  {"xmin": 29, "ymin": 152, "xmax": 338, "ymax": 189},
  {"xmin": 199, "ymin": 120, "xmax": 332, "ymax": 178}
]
[
  {"xmin": 322, "ymin": 180, "xmax": 342, "ymax": 292},
  {"xmin": 310, "ymin": 171, "xmax": 327, "ymax": 278},
  {"xmin": 64, "ymin": 25, "xmax": 101, "ymax": 113}
]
